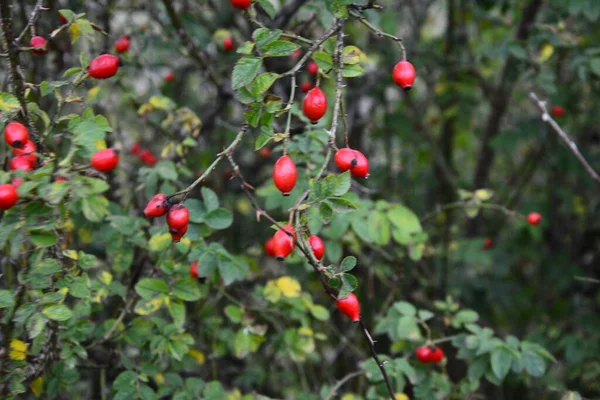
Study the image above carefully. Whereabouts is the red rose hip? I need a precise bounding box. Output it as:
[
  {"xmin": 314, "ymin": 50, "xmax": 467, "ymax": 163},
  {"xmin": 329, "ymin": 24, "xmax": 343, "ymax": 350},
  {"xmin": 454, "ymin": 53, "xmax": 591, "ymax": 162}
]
[
  {"xmin": 4, "ymin": 122, "xmax": 29, "ymax": 148},
  {"xmin": 91, "ymin": 148, "xmax": 119, "ymax": 172},
  {"xmin": 9, "ymin": 156, "xmax": 35, "ymax": 171},
  {"xmin": 231, "ymin": 0, "xmax": 252, "ymax": 9},
  {"xmin": 527, "ymin": 212, "xmax": 542, "ymax": 226},
  {"xmin": 307, "ymin": 61, "xmax": 318, "ymax": 76},
  {"xmin": 264, "ymin": 237, "xmax": 276, "ymax": 257},
  {"xmin": 139, "ymin": 149, "xmax": 157, "ymax": 166},
  {"xmin": 300, "ymin": 82, "xmax": 313, "ymax": 93},
  {"xmin": 13, "ymin": 140, "xmax": 37, "ymax": 165},
  {"xmin": 272, "ymin": 225, "xmax": 296, "ymax": 260},
  {"xmin": 428, "ymin": 346, "xmax": 445, "ymax": 363},
  {"xmin": 303, "ymin": 87, "xmax": 327, "ymax": 123},
  {"xmin": 483, "ymin": 238, "xmax": 493, "ymax": 249},
  {"xmin": 190, "ymin": 261, "xmax": 199, "ymax": 278},
  {"xmin": 415, "ymin": 346, "xmax": 432, "ymax": 363},
  {"xmin": 273, "ymin": 155, "xmax": 297, "ymax": 196},
  {"xmin": 392, "ymin": 60, "xmax": 416, "ymax": 91},
  {"xmin": 144, "ymin": 193, "xmax": 170, "ymax": 217},
  {"xmin": 0, "ymin": 184, "xmax": 18, "ymax": 210},
  {"xmin": 30, "ymin": 36, "xmax": 48, "ymax": 55},
  {"xmin": 170, "ymin": 224, "xmax": 188, "ymax": 242},
  {"xmin": 336, "ymin": 293, "xmax": 360, "ymax": 322},
  {"xmin": 88, "ymin": 54, "xmax": 120, "ymax": 79},
  {"xmin": 335, "ymin": 148, "xmax": 369, "ymax": 178},
  {"xmin": 308, "ymin": 235, "xmax": 325, "ymax": 261},
  {"xmin": 114, "ymin": 36, "xmax": 130, "ymax": 54},
  {"xmin": 551, "ymin": 106, "xmax": 565, "ymax": 118},
  {"xmin": 167, "ymin": 204, "xmax": 190, "ymax": 231},
  {"xmin": 165, "ymin": 71, "xmax": 175, "ymax": 82},
  {"xmin": 223, "ymin": 37, "xmax": 234, "ymax": 52}
]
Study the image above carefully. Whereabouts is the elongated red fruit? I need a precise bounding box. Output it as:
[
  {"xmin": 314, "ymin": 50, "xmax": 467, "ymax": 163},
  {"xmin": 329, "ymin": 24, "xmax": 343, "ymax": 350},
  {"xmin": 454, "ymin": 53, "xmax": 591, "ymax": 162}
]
[
  {"xmin": 351, "ymin": 150, "xmax": 369, "ymax": 178},
  {"xmin": 144, "ymin": 193, "xmax": 170, "ymax": 217},
  {"xmin": 88, "ymin": 54, "xmax": 120, "ymax": 79},
  {"xmin": 308, "ymin": 235, "xmax": 325, "ymax": 261},
  {"xmin": 551, "ymin": 106, "xmax": 565, "ymax": 118},
  {"xmin": 170, "ymin": 224, "xmax": 188, "ymax": 242},
  {"xmin": 336, "ymin": 293, "xmax": 360, "ymax": 322},
  {"xmin": 301, "ymin": 82, "xmax": 313, "ymax": 93},
  {"xmin": 415, "ymin": 346, "xmax": 432, "ymax": 363},
  {"xmin": 30, "ymin": 36, "xmax": 48, "ymax": 55},
  {"xmin": 9, "ymin": 156, "xmax": 35, "ymax": 172},
  {"xmin": 273, "ymin": 155, "xmax": 297, "ymax": 196},
  {"xmin": 272, "ymin": 225, "xmax": 296, "ymax": 260},
  {"xmin": 114, "ymin": 36, "xmax": 130, "ymax": 54},
  {"xmin": 428, "ymin": 346, "xmax": 445, "ymax": 363},
  {"xmin": 264, "ymin": 237, "xmax": 276, "ymax": 257},
  {"xmin": 190, "ymin": 261, "xmax": 199, "ymax": 278},
  {"xmin": 0, "ymin": 184, "xmax": 18, "ymax": 210},
  {"xmin": 167, "ymin": 204, "xmax": 190, "ymax": 231},
  {"xmin": 303, "ymin": 87, "xmax": 327, "ymax": 123},
  {"xmin": 392, "ymin": 60, "xmax": 416, "ymax": 91},
  {"xmin": 91, "ymin": 148, "xmax": 119, "ymax": 172},
  {"xmin": 4, "ymin": 122, "xmax": 29, "ymax": 148},
  {"xmin": 231, "ymin": 0, "xmax": 251, "ymax": 9}
]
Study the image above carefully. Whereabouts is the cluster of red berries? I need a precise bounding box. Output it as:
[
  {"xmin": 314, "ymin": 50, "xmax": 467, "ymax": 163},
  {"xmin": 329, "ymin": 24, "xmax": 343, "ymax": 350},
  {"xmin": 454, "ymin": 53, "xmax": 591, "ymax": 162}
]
[
  {"xmin": 5, "ymin": 122, "xmax": 37, "ymax": 173},
  {"xmin": 130, "ymin": 144, "xmax": 158, "ymax": 166},
  {"xmin": 144, "ymin": 194, "xmax": 190, "ymax": 242},
  {"xmin": 415, "ymin": 345, "xmax": 445, "ymax": 363}
]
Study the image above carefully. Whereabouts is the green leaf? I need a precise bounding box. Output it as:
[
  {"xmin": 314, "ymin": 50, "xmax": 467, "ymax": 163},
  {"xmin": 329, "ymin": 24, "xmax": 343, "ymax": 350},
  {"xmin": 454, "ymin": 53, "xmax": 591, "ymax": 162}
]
[
  {"xmin": 167, "ymin": 299, "xmax": 186, "ymax": 327},
  {"xmin": 340, "ymin": 256, "xmax": 357, "ymax": 272},
  {"xmin": 310, "ymin": 305, "xmax": 330, "ymax": 321},
  {"xmin": 232, "ymin": 56, "xmax": 263, "ymax": 90},
  {"xmin": 172, "ymin": 278, "xmax": 202, "ymax": 302},
  {"xmin": 81, "ymin": 195, "xmax": 109, "ymax": 222},
  {"xmin": 388, "ymin": 205, "xmax": 422, "ymax": 245},
  {"xmin": 252, "ymin": 73, "xmax": 279, "ymax": 97},
  {"xmin": 42, "ymin": 304, "xmax": 73, "ymax": 321},
  {"xmin": 236, "ymin": 41, "xmax": 255, "ymax": 55},
  {"xmin": 156, "ymin": 160, "xmax": 178, "ymax": 181},
  {"xmin": 135, "ymin": 278, "xmax": 169, "ymax": 300},
  {"xmin": 0, "ymin": 290, "xmax": 14, "ymax": 308},
  {"xmin": 313, "ymin": 52, "xmax": 333, "ymax": 71},
  {"xmin": 225, "ymin": 305, "xmax": 243, "ymax": 323},
  {"xmin": 521, "ymin": 351, "xmax": 546, "ymax": 377},
  {"xmin": 236, "ymin": 86, "xmax": 256, "ymax": 104},
  {"xmin": 327, "ymin": 197, "xmax": 357, "ymax": 212},
  {"xmin": 0, "ymin": 92, "xmax": 21, "ymax": 112},
  {"xmin": 255, "ymin": 133, "xmax": 273, "ymax": 150},
  {"xmin": 319, "ymin": 202, "xmax": 333, "ymax": 224},
  {"xmin": 491, "ymin": 346, "xmax": 514, "ymax": 380},
  {"xmin": 27, "ymin": 313, "xmax": 46, "ymax": 338},
  {"xmin": 148, "ymin": 232, "xmax": 172, "ymax": 252},
  {"xmin": 395, "ymin": 301, "xmax": 416, "ymax": 317},
  {"xmin": 206, "ymin": 208, "xmax": 233, "ymax": 230},
  {"xmin": 342, "ymin": 64, "xmax": 365, "ymax": 78},
  {"xmin": 29, "ymin": 230, "xmax": 58, "ymax": 247},
  {"xmin": 262, "ymin": 41, "xmax": 299, "ymax": 57},
  {"xmin": 329, "ymin": 277, "xmax": 340, "ymax": 288},
  {"xmin": 334, "ymin": 171, "xmax": 351, "ymax": 196},
  {"xmin": 452, "ymin": 309, "xmax": 479, "ymax": 327},
  {"xmin": 338, "ymin": 273, "xmax": 358, "ymax": 299},
  {"xmin": 257, "ymin": 0, "xmax": 276, "ymax": 18},
  {"xmin": 590, "ymin": 58, "xmax": 600, "ymax": 76},
  {"xmin": 217, "ymin": 256, "xmax": 249, "ymax": 285},
  {"xmin": 186, "ymin": 199, "xmax": 207, "ymax": 223}
]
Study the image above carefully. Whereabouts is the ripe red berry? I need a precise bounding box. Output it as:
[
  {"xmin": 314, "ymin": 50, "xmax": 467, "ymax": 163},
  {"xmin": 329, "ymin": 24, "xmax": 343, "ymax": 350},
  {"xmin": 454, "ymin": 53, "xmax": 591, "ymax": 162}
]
[
  {"xmin": 272, "ymin": 225, "xmax": 296, "ymax": 260},
  {"xmin": 114, "ymin": 36, "xmax": 130, "ymax": 54},
  {"xmin": 30, "ymin": 36, "xmax": 47, "ymax": 55},
  {"xmin": 230, "ymin": 0, "xmax": 252, "ymax": 9},
  {"xmin": 223, "ymin": 37, "xmax": 234, "ymax": 52},
  {"xmin": 55, "ymin": 177, "xmax": 67, "ymax": 182},
  {"xmin": 91, "ymin": 148, "xmax": 119, "ymax": 172},
  {"xmin": 0, "ymin": 184, "xmax": 18, "ymax": 210},
  {"xmin": 290, "ymin": 49, "xmax": 301, "ymax": 59},
  {"xmin": 167, "ymin": 204, "xmax": 190, "ymax": 231},
  {"xmin": 300, "ymin": 81, "xmax": 313, "ymax": 93},
  {"xmin": 4, "ymin": 122, "xmax": 29, "ymax": 148},
  {"xmin": 170, "ymin": 224, "xmax": 188, "ymax": 242},
  {"xmin": 336, "ymin": 293, "xmax": 360, "ymax": 322},
  {"xmin": 165, "ymin": 71, "xmax": 175, "ymax": 82},
  {"xmin": 139, "ymin": 149, "xmax": 157, "ymax": 166},
  {"xmin": 392, "ymin": 60, "xmax": 416, "ymax": 91},
  {"xmin": 190, "ymin": 261, "xmax": 199, "ymax": 278},
  {"xmin": 551, "ymin": 106, "xmax": 565, "ymax": 118},
  {"xmin": 428, "ymin": 346, "xmax": 445, "ymax": 363},
  {"xmin": 335, "ymin": 148, "xmax": 369, "ymax": 178},
  {"xmin": 10, "ymin": 156, "xmax": 35, "ymax": 172},
  {"xmin": 527, "ymin": 212, "xmax": 542, "ymax": 226},
  {"xmin": 307, "ymin": 61, "xmax": 318, "ymax": 76},
  {"xmin": 13, "ymin": 140, "xmax": 37, "ymax": 164},
  {"xmin": 308, "ymin": 235, "xmax": 325, "ymax": 261},
  {"xmin": 144, "ymin": 193, "xmax": 170, "ymax": 217},
  {"xmin": 130, "ymin": 143, "xmax": 141, "ymax": 155},
  {"xmin": 415, "ymin": 346, "xmax": 432, "ymax": 363},
  {"xmin": 303, "ymin": 87, "xmax": 327, "ymax": 123},
  {"xmin": 11, "ymin": 178, "xmax": 24, "ymax": 188},
  {"xmin": 264, "ymin": 237, "xmax": 276, "ymax": 257},
  {"xmin": 483, "ymin": 238, "xmax": 494, "ymax": 250},
  {"xmin": 273, "ymin": 155, "xmax": 297, "ymax": 196},
  {"xmin": 258, "ymin": 147, "xmax": 271, "ymax": 158},
  {"xmin": 88, "ymin": 54, "xmax": 120, "ymax": 79}
]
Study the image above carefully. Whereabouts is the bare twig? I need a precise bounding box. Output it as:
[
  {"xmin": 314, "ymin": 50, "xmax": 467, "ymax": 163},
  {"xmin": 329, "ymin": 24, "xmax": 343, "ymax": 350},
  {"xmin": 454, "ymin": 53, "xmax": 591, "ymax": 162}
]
[
  {"xmin": 16, "ymin": 0, "xmax": 44, "ymax": 43},
  {"xmin": 324, "ymin": 370, "xmax": 364, "ymax": 400},
  {"xmin": 349, "ymin": 9, "xmax": 406, "ymax": 60},
  {"xmin": 529, "ymin": 92, "xmax": 600, "ymax": 184},
  {"xmin": 281, "ymin": 24, "xmax": 341, "ymax": 78},
  {"xmin": 328, "ymin": 18, "xmax": 345, "ymax": 149},
  {"xmin": 359, "ymin": 320, "xmax": 395, "ymax": 399}
]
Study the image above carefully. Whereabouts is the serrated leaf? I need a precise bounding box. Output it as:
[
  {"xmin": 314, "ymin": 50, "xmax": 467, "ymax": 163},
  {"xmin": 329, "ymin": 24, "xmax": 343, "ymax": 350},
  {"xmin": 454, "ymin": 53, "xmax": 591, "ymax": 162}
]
[
  {"xmin": 148, "ymin": 232, "xmax": 172, "ymax": 252},
  {"xmin": 312, "ymin": 51, "xmax": 334, "ymax": 71},
  {"xmin": 0, "ymin": 290, "xmax": 14, "ymax": 308},
  {"xmin": 491, "ymin": 347, "xmax": 514, "ymax": 380},
  {"xmin": 257, "ymin": 0, "xmax": 276, "ymax": 18},
  {"xmin": 135, "ymin": 278, "xmax": 169, "ymax": 300},
  {"xmin": 262, "ymin": 41, "xmax": 299, "ymax": 57},
  {"xmin": 334, "ymin": 171, "xmax": 351, "ymax": 196},
  {"xmin": 252, "ymin": 72, "xmax": 279, "ymax": 97},
  {"xmin": 0, "ymin": 92, "xmax": 21, "ymax": 112},
  {"xmin": 201, "ymin": 187, "xmax": 219, "ymax": 211},
  {"xmin": 255, "ymin": 133, "xmax": 273, "ymax": 150},
  {"xmin": 343, "ymin": 64, "xmax": 365, "ymax": 78},
  {"xmin": 232, "ymin": 57, "xmax": 262, "ymax": 90},
  {"xmin": 340, "ymin": 256, "xmax": 357, "ymax": 272},
  {"xmin": 42, "ymin": 304, "xmax": 73, "ymax": 321}
]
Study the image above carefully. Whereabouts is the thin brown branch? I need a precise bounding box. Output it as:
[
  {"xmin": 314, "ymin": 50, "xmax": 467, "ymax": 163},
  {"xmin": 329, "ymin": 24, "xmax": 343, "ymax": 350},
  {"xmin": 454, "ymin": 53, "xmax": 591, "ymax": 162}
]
[
  {"xmin": 359, "ymin": 320, "xmax": 395, "ymax": 399},
  {"xmin": 529, "ymin": 92, "xmax": 600, "ymax": 184},
  {"xmin": 16, "ymin": 0, "xmax": 44, "ymax": 43}
]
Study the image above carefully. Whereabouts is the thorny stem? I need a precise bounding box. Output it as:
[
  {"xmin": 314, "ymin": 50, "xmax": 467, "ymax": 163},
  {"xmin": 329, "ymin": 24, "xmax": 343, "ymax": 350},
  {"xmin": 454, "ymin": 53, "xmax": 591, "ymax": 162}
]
[
  {"xmin": 281, "ymin": 24, "xmax": 341, "ymax": 78},
  {"xmin": 529, "ymin": 92, "xmax": 600, "ymax": 184},
  {"xmin": 359, "ymin": 320, "xmax": 396, "ymax": 399},
  {"xmin": 328, "ymin": 18, "xmax": 345, "ymax": 150},
  {"xmin": 349, "ymin": 9, "xmax": 406, "ymax": 60}
]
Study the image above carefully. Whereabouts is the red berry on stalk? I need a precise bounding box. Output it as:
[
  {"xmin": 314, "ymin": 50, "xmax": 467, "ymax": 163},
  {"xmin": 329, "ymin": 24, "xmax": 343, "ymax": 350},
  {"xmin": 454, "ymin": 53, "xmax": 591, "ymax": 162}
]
[
  {"xmin": 165, "ymin": 71, "xmax": 175, "ymax": 82},
  {"xmin": 190, "ymin": 261, "xmax": 199, "ymax": 278},
  {"xmin": 10, "ymin": 156, "xmax": 35, "ymax": 172},
  {"xmin": 483, "ymin": 238, "xmax": 494, "ymax": 250},
  {"xmin": 527, "ymin": 212, "xmax": 542, "ymax": 226},
  {"xmin": 4, "ymin": 122, "xmax": 30, "ymax": 148},
  {"xmin": 12, "ymin": 140, "xmax": 37, "ymax": 165},
  {"xmin": 170, "ymin": 224, "xmax": 188, "ymax": 242},
  {"xmin": 114, "ymin": 36, "xmax": 130, "ymax": 54},
  {"xmin": 272, "ymin": 225, "xmax": 296, "ymax": 260},
  {"xmin": 91, "ymin": 148, "xmax": 119, "ymax": 172},
  {"xmin": 415, "ymin": 346, "xmax": 432, "ymax": 363},
  {"xmin": 30, "ymin": 36, "xmax": 48, "ymax": 55},
  {"xmin": 231, "ymin": 0, "xmax": 252, "ymax": 9},
  {"xmin": 273, "ymin": 155, "xmax": 297, "ymax": 196},
  {"xmin": 59, "ymin": 12, "xmax": 68, "ymax": 25},
  {"xmin": 167, "ymin": 204, "xmax": 190, "ymax": 231},
  {"xmin": 139, "ymin": 149, "xmax": 157, "ymax": 166},
  {"xmin": 335, "ymin": 148, "xmax": 369, "ymax": 178},
  {"xmin": 0, "ymin": 184, "xmax": 18, "ymax": 210},
  {"xmin": 551, "ymin": 106, "xmax": 565, "ymax": 118},
  {"xmin": 351, "ymin": 150, "xmax": 369, "ymax": 178},
  {"xmin": 223, "ymin": 37, "xmax": 234, "ymax": 52},
  {"xmin": 336, "ymin": 293, "xmax": 360, "ymax": 322},
  {"xmin": 300, "ymin": 82, "xmax": 313, "ymax": 93},
  {"xmin": 88, "ymin": 54, "xmax": 120, "ymax": 79},
  {"xmin": 307, "ymin": 61, "xmax": 318, "ymax": 76},
  {"xmin": 308, "ymin": 235, "xmax": 325, "ymax": 261},
  {"xmin": 144, "ymin": 193, "xmax": 170, "ymax": 217},
  {"xmin": 264, "ymin": 237, "xmax": 276, "ymax": 257},
  {"xmin": 303, "ymin": 87, "xmax": 327, "ymax": 123},
  {"xmin": 392, "ymin": 60, "xmax": 416, "ymax": 91},
  {"xmin": 428, "ymin": 346, "xmax": 445, "ymax": 363}
]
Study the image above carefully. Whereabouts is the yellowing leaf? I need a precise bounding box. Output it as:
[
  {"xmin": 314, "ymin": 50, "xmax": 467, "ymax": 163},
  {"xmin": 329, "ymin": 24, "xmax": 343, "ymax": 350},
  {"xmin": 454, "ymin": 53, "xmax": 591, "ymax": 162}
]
[
  {"xmin": 87, "ymin": 86, "xmax": 100, "ymax": 102},
  {"xmin": 99, "ymin": 271, "xmax": 112, "ymax": 285},
  {"xmin": 94, "ymin": 140, "xmax": 107, "ymax": 150},
  {"xmin": 188, "ymin": 349, "xmax": 206, "ymax": 364},
  {"xmin": 149, "ymin": 232, "xmax": 172, "ymax": 252},
  {"xmin": 58, "ymin": 287, "xmax": 69, "ymax": 298},
  {"xmin": 298, "ymin": 327, "xmax": 313, "ymax": 336},
  {"xmin": 31, "ymin": 376, "xmax": 44, "ymax": 397},
  {"xmin": 68, "ymin": 23, "xmax": 81, "ymax": 43},
  {"xmin": 9, "ymin": 339, "xmax": 28, "ymax": 360},
  {"xmin": 63, "ymin": 250, "xmax": 78, "ymax": 260},
  {"xmin": 537, "ymin": 43, "xmax": 554, "ymax": 63},
  {"xmin": 137, "ymin": 103, "xmax": 153, "ymax": 115},
  {"xmin": 276, "ymin": 276, "xmax": 301, "ymax": 298},
  {"xmin": 263, "ymin": 280, "xmax": 281, "ymax": 303},
  {"xmin": 154, "ymin": 373, "xmax": 165, "ymax": 385},
  {"xmin": 77, "ymin": 228, "xmax": 92, "ymax": 243},
  {"xmin": 149, "ymin": 95, "xmax": 176, "ymax": 111},
  {"xmin": 134, "ymin": 296, "xmax": 165, "ymax": 315},
  {"xmin": 395, "ymin": 394, "xmax": 410, "ymax": 400},
  {"xmin": 0, "ymin": 92, "xmax": 21, "ymax": 112}
]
